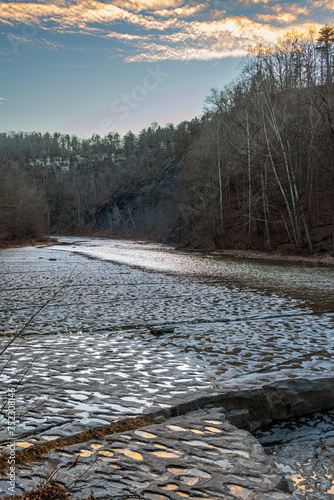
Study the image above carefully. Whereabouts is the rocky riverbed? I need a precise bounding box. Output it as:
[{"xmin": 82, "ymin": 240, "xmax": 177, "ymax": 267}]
[{"xmin": 0, "ymin": 238, "xmax": 334, "ymax": 498}]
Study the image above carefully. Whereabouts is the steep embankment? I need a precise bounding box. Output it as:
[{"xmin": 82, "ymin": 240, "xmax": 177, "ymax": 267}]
[{"xmin": 93, "ymin": 159, "xmax": 182, "ymax": 241}]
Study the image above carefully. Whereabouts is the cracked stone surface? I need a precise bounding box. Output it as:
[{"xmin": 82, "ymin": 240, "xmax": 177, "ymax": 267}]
[
  {"xmin": 1, "ymin": 242, "xmax": 333, "ymax": 444},
  {"xmin": 0, "ymin": 410, "xmax": 293, "ymax": 499},
  {"xmin": 1, "ymin": 238, "xmax": 334, "ymax": 498}
]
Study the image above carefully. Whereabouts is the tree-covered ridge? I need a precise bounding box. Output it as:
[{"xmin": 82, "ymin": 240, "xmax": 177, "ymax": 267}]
[
  {"xmin": 188, "ymin": 25, "xmax": 334, "ymax": 252},
  {"xmin": 1, "ymin": 25, "xmax": 333, "ymax": 253},
  {"xmin": 0, "ymin": 120, "xmax": 203, "ymax": 240}
]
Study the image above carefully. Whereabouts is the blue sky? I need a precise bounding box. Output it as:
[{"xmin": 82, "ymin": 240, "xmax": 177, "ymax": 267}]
[{"xmin": 0, "ymin": 0, "xmax": 333, "ymax": 137}]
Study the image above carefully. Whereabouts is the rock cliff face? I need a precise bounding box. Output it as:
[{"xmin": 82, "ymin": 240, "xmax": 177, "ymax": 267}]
[
  {"xmin": 94, "ymin": 160, "xmax": 182, "ymax": 240},
  {"xmin": 2, "ymin": 153, "xmax": 114, "ymax": 172}
]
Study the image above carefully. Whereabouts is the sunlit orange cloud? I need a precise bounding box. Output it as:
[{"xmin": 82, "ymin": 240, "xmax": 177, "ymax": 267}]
[
  {"xmin": 153, "ymin": 4, "xmax": 206, "ymax": 17},
  {"xmin": 114, "ymin": 0, "xmax": 184, "ymax": 12},
  {"xmin": 0, "ymin": 0, "xmax": 330, "ymax": 63},
  {"xmin": 313, "ymin": 0, "xmax": 334, "ymax": 8},
  {"xmin": 270, "ymin": 4, "xmax": 310, "ymax": 15},
  {"xmin": 0, "ymin": 0, "xmax": 187, "ymax": 25},
  {"xmin": 120, "ymin": 18, "xmax": 279, "ymax": 61},
  {"xmin": 0, "ymin": 1, "xmax": 129, "ymax": 27},
  {"xmin": 0, "ymin": 1, "xmax": 184, "ymax": 32},
  {"xmin": 280, "ymin": 21, "xmax": 323, "ymax": 33},
  {"xmin": 0, "ymin": 2, "xmax": 59, "ymax": 26},
  {"xmin": 255, "ymin": 2, "xmax": 310, "ymax": 23},
  {"xmin": 242, "ymin": 0, "xmax": 272, "ymax": 4},
  {"xmin": 189, "ymin": 17, "xmax": 281, "ymax": 43},
  {"xmin": 122, "ymin": 17, "xmax": 326, "ymax": 61},
  {"xmin": 0, "ymin": 0, "xmax": 328, "ymax": 35},
  {"xmin": 255, "ymin": 13, "xmax": 299, "ymax": 23}
]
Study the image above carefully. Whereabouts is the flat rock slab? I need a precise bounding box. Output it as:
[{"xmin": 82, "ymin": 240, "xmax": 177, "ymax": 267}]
[
  {"xmin": 1, "ymin": 243, "xmax": 334, "ymax": 498},
  {"xmin": 1, "ymin": 246, "xmax": 333, "ymax": 446},
  {"xmin": 1, "ymin": 410, "xmax": 293, "ymax": 499}
]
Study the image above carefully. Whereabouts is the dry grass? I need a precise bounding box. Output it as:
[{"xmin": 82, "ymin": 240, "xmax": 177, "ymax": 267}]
[
  {"xmin": 213, "ymin": 249, "xmax": 334, "ymax": 266},
  {"xmin": 0, "ymin": 415, "xmax": 154, "ymax": 473},
  {"xmin": 1, "ymin": 481, "xmax": 71, "ymax": 500},
  {"xmin": 0, "ymin": 237, "xmax": 55, "ymax": 250}
]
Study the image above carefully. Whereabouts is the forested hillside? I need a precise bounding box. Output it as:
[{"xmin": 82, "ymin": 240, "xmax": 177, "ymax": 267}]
[{"xmin": 1, "ymin": 25, "xmax": 333, "ymax": 253}]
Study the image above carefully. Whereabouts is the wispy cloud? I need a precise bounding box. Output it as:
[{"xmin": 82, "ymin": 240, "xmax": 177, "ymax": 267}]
[
  {"xmin": 0, "ymin": 0, "xmax": 331, "ymax": 61},
  {"xmin": 0, "ymin": 1, "xmax": 126, "ymax": 28},
  {"xmin": 254, "ymin": 3, "xmax": 311, "ymax": 24},
  {"xmin": 107, "ymin": 15, "xmax": 324, "ymax": 62},
  {"xmin": 114, "ymin": 0, "xmax": 185, "ymax": 12},
  {"xmin": 153, "ymin": 4, "xmax": 207, "ymax": 18}
]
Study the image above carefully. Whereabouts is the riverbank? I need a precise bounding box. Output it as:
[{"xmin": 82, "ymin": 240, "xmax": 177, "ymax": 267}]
[
  {"xmin": 210, "ymin": 248, "xmax": 334, "ymax": 267},
  {"xmin": 0, "ymin": 237, "xmax": 55, "ymax": 250},
  {"xmin": 79, "ymin": 232, "xmax": 334, "ymax": 267},
  {"xmin": 3, "ymin": 234, "xmax": 334, "ymax": 268}
]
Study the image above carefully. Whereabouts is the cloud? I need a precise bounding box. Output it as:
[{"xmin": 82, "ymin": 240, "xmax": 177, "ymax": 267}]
[
  {"xmin": 107, "ymin": 16, "xmax": 295, "ymax": 61},
  {"xmin": 154, "ymin": 4, "xmax": 207, "ymax": 18},
  {"xmin": 255, "ymin": 12, "xmax": 299, "ymax": 23},
  {"xmin": 254, "ymin": 3, "xmax": 311, "ymax": 24},
  {"xmin": 114, "ymin": 0, "xmax": 184, "ymax": 12},
  {"xmin": 0, "ymin": 0, "xmax": 331, "ymax": 62},
  {"xmin": 126, "ymin": 45, "xmax": 247, "ymax": 62},
  {"xmin": 312, "ymin": 0, "xmax": 334, "ymax": 9},
  {"xmin": 4, "ymin": 32, "xmax": 64, "ymax": 56},
  {"xmin": 0, "ymin": 1, "xmax": 128, "ymax": 28}
]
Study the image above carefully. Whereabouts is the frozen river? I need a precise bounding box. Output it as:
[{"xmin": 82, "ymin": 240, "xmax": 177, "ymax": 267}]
[{"xmin": 1, "ymin": 237, "xmax": 334, "ymax": 497}]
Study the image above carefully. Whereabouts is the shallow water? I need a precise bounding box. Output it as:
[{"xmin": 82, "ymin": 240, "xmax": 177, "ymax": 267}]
[
  {"xmin": 255, "ymin": 409, "xmax": 334, "ymax": 498},
  {"xmin": 55, "ymin": 237, "xmax": 334, "ymax": 308},
  {"xmin": 1, "ymin": 237, "xmax": 334, "ymax": 497}
]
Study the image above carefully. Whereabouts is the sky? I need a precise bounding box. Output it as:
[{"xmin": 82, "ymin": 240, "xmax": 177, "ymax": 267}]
[{"xmin": 0, "ymin": 0, "xmax": 333, "ymax": 138}]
